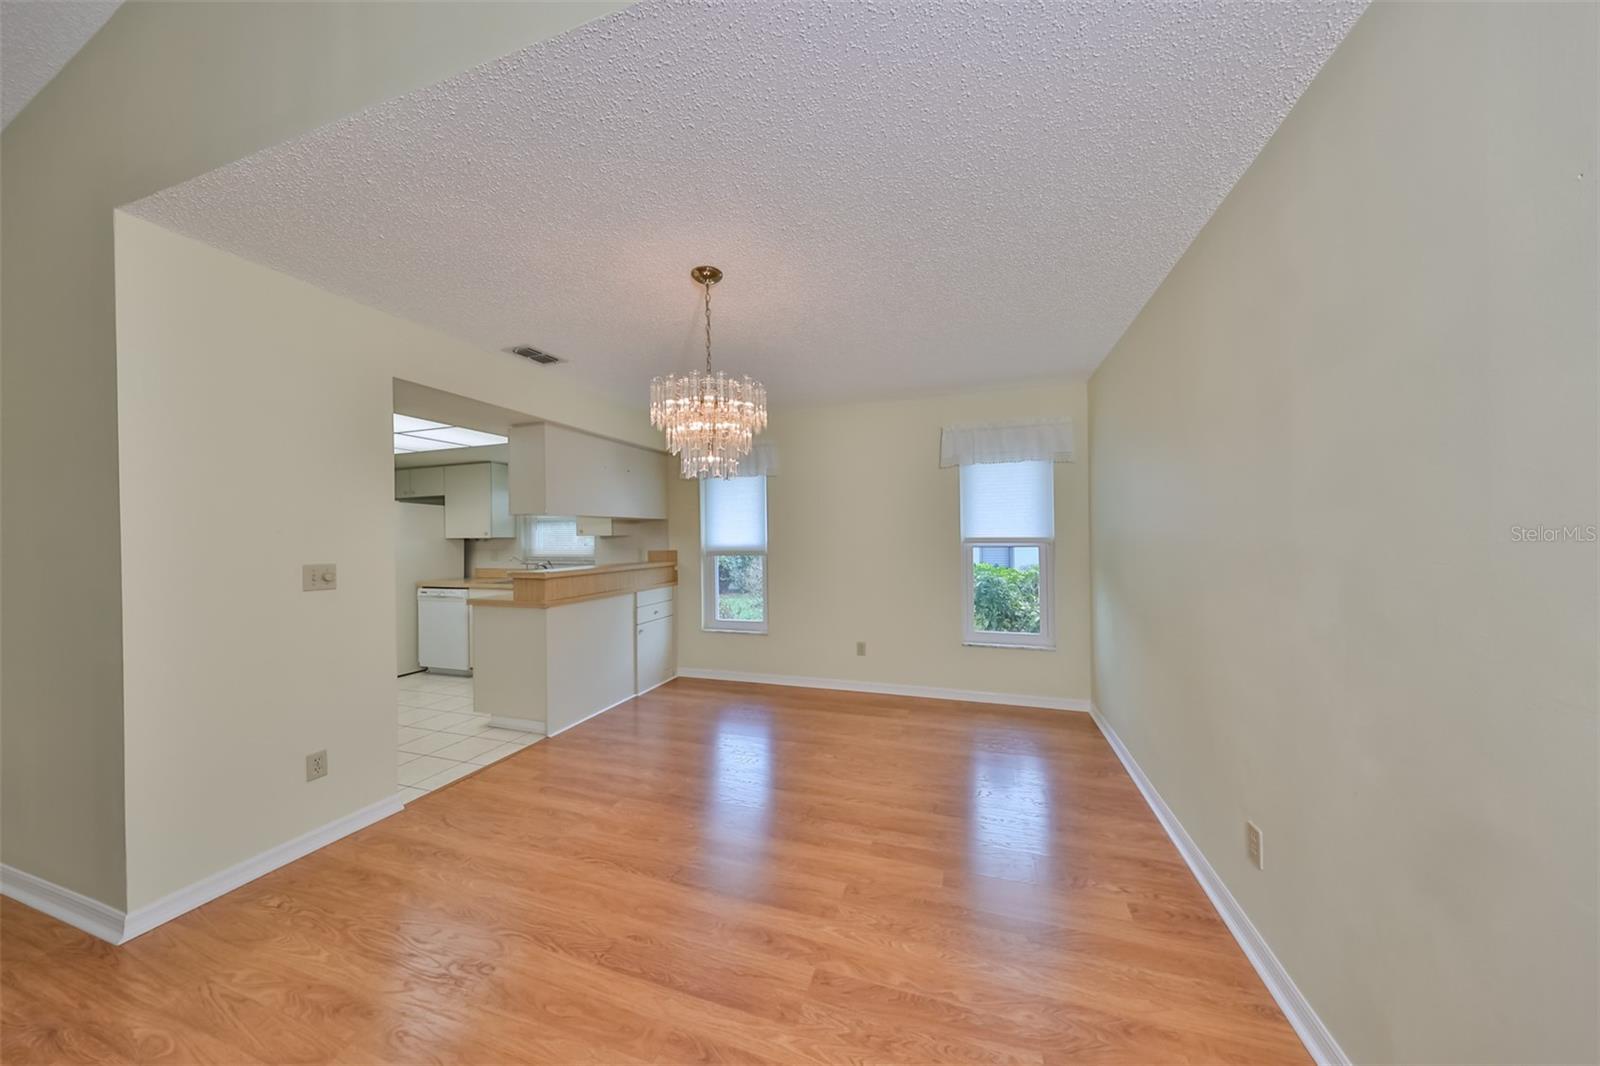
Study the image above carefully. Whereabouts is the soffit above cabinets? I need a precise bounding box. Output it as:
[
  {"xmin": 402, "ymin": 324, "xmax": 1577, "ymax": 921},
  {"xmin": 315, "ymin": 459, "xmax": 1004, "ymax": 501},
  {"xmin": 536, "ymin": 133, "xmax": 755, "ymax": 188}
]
[{"xmin": 130, "ymin": 0, "xmax": 1366, "ymax": 404}]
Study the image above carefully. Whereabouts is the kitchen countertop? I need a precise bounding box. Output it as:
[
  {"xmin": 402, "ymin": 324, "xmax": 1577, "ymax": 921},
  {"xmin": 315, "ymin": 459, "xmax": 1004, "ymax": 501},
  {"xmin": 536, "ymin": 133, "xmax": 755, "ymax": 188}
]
[{"xmin": 470, "ymin": 560, "xmax": 676, "ymax": 609}]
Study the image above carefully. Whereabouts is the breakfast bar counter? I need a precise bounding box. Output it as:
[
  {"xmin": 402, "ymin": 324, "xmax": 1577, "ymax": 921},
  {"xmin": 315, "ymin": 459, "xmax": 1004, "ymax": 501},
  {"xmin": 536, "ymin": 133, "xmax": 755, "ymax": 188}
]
[{"xmin": 469, "ymin": 553, "xmax": 677, "ymax": 737}]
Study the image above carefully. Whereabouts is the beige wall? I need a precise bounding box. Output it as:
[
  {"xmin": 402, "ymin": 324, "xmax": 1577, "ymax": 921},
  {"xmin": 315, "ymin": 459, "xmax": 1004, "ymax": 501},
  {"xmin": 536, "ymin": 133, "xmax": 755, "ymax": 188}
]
[
  {"xmin": 1088, "ymin": 4, "xmax": 1598, "ymax": 1063},
  {"xmin": 672, "ymin": 381, "xmax": 1091, "ymax": 706},
  {"xmin": 0, "ymin": 0, "xmax": 625, "ymax": 908},
  {"xmin": 115, "ymin": 214, "xmax": 655, "ymax": 911}
]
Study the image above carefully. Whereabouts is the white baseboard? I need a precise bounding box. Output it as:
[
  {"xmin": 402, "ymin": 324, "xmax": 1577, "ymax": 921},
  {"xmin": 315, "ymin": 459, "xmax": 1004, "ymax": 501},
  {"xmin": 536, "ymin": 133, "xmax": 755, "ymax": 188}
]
[
  {"xmin": 675, "ymin": 668, "xmax": 1090, "ymax": 712},
  {"xmin": 1088, "ymin": 705, "xmax": 1348, "ymax": 1066},
  {"xmin": 548, "ymin": 686, "xmax": 651, "ymax": 738},
  {"xmin": 0, "ymin": 863, "xmax": 126, "ymax": 944},
  {"xmin": 635, "ymin": 675, "xmax": 676, "ymax": 698},
  {"xmin": 121, "ymin": 793, "xmax": 404, "ymax": 941},
  {"xmin": 488, "ymin": 715, "xmax": 547, "ymax": 734},
  {"xmin": 3, "ymin": 793, "xmax": 404, "ymax": 944},
  {"xmin": 495, "ymin": 677, "xmax": 678, "ymax": 742}
]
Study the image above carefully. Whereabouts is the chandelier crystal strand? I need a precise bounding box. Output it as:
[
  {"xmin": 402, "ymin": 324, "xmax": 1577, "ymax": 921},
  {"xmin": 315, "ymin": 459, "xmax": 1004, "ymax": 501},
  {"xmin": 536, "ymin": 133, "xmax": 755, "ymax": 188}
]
[{"xmin": 648, "ymin": 266, "xmax": 768, "ymax": 479}]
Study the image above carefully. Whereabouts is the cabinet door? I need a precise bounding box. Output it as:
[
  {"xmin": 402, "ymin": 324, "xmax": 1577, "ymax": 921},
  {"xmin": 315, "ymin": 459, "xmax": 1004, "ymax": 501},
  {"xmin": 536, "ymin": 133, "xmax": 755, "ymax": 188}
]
[
  {"xmin": 394, "ymin": 469, "xmax": 412, "ymax": 499},
  {"xmin": 409, "ymin": 466, "xmax": 445, "ymax": 497},
  {"xmin": 635, "ymin": 616, "xmax": 673, "ymax": 694},
  {"xmin": 444, "ymin": 464, "xmax": 493, "ymax": 539}
]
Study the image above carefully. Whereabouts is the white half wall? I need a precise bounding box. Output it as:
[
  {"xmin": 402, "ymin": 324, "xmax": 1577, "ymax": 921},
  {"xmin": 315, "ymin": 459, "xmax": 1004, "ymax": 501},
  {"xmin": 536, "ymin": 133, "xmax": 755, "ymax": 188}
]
[{"xmin": 1088, "ymin": 4, "xmax": 1598, "ymax": 1063}]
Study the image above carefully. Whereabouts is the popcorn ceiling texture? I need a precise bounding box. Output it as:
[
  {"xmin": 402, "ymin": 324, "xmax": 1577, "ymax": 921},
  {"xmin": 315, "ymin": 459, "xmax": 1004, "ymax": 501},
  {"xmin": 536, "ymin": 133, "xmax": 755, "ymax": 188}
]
[
  {"xmin": 0, "ymin": 0, "xmax": 121, "ymax": 127},
  {"xmin": 128, "ymin": 0, "xmax": 1365, "ymax": 405}
]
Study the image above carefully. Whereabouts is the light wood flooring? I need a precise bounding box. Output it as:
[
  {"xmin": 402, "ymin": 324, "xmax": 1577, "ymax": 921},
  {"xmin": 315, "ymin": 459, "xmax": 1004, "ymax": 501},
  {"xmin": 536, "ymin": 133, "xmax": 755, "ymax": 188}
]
[{"xmin": 1, "ymin": 678, "xmax": 1307, "ymax": 1063}]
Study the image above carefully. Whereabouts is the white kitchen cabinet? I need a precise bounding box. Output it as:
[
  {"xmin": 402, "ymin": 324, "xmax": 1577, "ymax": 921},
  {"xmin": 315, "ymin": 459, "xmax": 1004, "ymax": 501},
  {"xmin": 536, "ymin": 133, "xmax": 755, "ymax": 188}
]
[
  {"xmin": 444, "ymin": 462, "xmax": 514, "ymax": 539},
  {"xmin": 635, "ymin": 616, "xmax": 674, "ymax": 694},
  {"xmin": 510, "ymin": 424, "xmax": 668, "ymax": 520},
  {"xmin": 409, "ymin": 466, "xmax": 445, "ymax": 497},
  {"xmin": 394, "ymin": 465, "xmax": 446, "ymax": 499}
]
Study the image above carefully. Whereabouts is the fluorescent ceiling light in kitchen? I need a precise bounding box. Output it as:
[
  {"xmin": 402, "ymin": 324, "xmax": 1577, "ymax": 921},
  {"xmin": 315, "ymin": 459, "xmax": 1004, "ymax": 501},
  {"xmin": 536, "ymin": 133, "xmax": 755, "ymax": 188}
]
[
  {"xmin": 395, "ymin": 414, "xmax": 450, "ymax": 433},
  {"xmin": 406, "ymin": 426, "xmax": 509, "ymax": 447},
  {"xmin": 393, "ymin": 433, "xmax": 460, "ymax": 452}
]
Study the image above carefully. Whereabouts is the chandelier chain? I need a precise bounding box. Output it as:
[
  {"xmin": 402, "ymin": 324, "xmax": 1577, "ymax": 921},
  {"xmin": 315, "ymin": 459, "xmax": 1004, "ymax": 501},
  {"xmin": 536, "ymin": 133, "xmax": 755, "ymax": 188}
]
[{"xmin": 703, "ymin": 278, "xmax": 713, "ymax": 372}]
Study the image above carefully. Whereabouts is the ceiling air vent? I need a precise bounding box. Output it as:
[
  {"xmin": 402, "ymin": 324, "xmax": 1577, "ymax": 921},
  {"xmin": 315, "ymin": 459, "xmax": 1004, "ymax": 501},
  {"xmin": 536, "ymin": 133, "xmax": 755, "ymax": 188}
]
[{"xmin": 509, "ymin": 345, "xmax": 561, "ymax": 365}]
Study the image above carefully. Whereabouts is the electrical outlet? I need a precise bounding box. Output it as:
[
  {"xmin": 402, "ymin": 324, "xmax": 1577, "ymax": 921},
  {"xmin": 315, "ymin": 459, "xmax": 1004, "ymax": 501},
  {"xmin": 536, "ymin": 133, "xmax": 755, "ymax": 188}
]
[
  {"xmin": 856, "ymin": 641, "xmax": 867, "ymax": 656},
  {"xmin": 1246, "ymin": 820, "xmax": 1264, "ymax": 869},
  {"xmin": 306, "ymin": 749, "xmax": 328, "ymax": 781},
  {"xmin": 302, "ymin": 563, "xmax": 337, "ymax": 591}
]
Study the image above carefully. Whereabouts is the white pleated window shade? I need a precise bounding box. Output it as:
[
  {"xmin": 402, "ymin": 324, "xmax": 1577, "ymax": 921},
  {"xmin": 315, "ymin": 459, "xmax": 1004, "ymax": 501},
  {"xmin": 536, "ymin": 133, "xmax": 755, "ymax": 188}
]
[
  {"xmin": 520, "ymin": 516, "xmax": 595, "ymax": 559},
  {"xmin": 702, "ymin": 476, "xmax": 767, "ymax": 552},
  {"xmin": 960, "ymin": 461, "xmax": 1054, "ymax": 540}
]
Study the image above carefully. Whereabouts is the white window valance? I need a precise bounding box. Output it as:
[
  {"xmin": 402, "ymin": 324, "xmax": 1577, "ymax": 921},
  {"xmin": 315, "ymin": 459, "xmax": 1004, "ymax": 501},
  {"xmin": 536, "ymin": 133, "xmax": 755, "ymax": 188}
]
[
  {"xmin": 731, "ymin": 441, "xmax": 780, "ymax": 478},
  {"xmin": 939, "ymin": 418, "xmax": 1075, "ymax": 468}
]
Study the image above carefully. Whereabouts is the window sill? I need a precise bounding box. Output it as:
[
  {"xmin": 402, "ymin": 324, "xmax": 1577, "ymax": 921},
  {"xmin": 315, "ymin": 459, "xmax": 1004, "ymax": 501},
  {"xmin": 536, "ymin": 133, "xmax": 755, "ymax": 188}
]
[
  {"xmin": 703, "ymin": 626, "xmax": 767, "ymax": 636},
  {"xmin": 963, "ymin": 640, "xmax": 1055, "ymax": 652}
]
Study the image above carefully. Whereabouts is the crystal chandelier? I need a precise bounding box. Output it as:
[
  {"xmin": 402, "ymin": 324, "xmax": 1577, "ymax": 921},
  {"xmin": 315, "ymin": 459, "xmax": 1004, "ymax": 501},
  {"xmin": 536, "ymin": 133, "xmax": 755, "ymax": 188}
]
[{"xmin": 649, "ymin": 265, "xmax": 768, "ymax": 479}]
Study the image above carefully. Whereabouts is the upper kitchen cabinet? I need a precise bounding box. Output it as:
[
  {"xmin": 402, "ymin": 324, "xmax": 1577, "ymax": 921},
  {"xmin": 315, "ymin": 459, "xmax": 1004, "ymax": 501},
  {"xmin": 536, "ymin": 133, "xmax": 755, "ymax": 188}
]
[
  {"xmin": 394, "ymin": 465, "xmax": 445, "ymax": 499},
  {"xmin": 444, "ymin": 462, "xmax": 514, "ymax": 539},
  {"xmin": 509, "ymin": 425, "xmax": 668, "ymax": 520}
]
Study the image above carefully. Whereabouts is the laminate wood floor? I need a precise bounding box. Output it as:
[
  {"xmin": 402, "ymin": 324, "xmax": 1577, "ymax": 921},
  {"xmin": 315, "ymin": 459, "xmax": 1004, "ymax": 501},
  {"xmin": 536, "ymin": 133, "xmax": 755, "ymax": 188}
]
[{"xmin": 2, "ymin": 678, "xmax": 1308, "ymax": 1064}]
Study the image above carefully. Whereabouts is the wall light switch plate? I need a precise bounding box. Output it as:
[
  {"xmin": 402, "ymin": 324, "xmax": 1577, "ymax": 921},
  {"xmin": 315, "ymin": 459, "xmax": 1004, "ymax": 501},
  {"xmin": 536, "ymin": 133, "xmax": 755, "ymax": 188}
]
[{"xmin": 302, "ymin": 563, "xmax": 337, "ymax": 591}]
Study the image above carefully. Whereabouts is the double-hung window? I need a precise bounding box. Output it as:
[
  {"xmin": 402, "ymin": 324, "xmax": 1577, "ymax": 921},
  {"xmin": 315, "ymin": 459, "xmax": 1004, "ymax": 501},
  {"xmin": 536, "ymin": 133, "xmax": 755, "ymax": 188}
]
[
  {"xmin": 960, "ymin": 460, "xmax": 1053, "ymax": 648},
  {"xmin": 700, "ymin": 475, "xmax": 768, "ymax": 633}
]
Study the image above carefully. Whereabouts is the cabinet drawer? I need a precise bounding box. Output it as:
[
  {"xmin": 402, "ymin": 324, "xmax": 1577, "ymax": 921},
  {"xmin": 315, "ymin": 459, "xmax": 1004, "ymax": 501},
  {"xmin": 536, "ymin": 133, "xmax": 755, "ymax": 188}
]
[
  {"xmin": 636, "ymin": 600, "xmax": 673, "ymax": 624},
  {"xmin": 636, "ymin": 586, "xmax": 674, "ymax": 607}
]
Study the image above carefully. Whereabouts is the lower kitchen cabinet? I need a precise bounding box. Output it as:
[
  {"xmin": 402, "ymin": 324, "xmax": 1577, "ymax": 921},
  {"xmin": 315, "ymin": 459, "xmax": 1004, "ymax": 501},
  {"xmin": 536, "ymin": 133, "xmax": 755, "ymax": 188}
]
[{"xmin": 636, "ymin": 614, "xmax": 674, "ymax": 694}]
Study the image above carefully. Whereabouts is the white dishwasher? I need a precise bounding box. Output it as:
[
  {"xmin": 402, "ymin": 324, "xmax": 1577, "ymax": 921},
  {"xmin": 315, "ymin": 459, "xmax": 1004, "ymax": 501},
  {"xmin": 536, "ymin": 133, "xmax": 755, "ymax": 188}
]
[{"xmin": 417, "ymin": 587, "xmax": 471, "ymax": 674}]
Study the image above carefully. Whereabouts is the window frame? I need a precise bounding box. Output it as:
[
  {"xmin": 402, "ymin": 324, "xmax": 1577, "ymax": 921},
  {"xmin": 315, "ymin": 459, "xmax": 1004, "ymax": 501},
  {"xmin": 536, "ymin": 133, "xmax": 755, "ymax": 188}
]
[
  {"xmin": 517, "ymin": 515, "xmax": 596, "ymax": 564},
  {"xmin": 699, "ymin": 476, "xmax": 769, "ymax": 635},
  {"xmin": 702, "ymin": 550, "xmax": 768, "ymax": 634},
  {"xmin": 961, "ymin": 536, "xmax": 1054, "ymax": 650}
]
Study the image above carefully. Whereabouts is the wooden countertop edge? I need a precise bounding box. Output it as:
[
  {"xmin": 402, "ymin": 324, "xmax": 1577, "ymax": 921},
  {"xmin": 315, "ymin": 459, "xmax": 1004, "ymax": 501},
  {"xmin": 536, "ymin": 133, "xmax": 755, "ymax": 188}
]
[{"xmin": 470, "ymin": 581, "xmax": 676, "ymax": 610}]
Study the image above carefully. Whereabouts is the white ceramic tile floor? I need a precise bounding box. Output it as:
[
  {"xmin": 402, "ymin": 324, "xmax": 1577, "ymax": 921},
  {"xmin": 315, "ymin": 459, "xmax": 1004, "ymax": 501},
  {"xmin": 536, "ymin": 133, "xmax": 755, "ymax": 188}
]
[{"xmin": 394, "ymin": 671, "xmax": 540, "ymax": 803}]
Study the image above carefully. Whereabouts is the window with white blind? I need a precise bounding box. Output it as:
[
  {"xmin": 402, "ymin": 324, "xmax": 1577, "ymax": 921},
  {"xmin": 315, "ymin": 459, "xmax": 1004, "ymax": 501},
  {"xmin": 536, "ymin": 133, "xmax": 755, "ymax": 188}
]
[
  {"xmin": 700, "ymin": 475, "xmax": 767, "ymax": 633},
  {"xmin": 959, "ymin": 460, "xmax": 1053, "ymax": 648},
  {"xmin": 516, "ymin": 515, "xmax": 595, "ymax": 563}
]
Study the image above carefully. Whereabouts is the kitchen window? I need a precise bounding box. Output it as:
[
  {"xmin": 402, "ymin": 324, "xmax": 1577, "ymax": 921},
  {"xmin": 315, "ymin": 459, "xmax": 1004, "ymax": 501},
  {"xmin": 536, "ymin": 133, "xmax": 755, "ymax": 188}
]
[
  {"xmin": 700, "ymin": 475, "xmax": 767, "ymax": 633},
  {"xmin": 960, "ymin": 460, "xmax": 1053, "ymax": 648},
  {"xmin": 517, "ymin": 515, "xmax": 595, "ymax": 564}
]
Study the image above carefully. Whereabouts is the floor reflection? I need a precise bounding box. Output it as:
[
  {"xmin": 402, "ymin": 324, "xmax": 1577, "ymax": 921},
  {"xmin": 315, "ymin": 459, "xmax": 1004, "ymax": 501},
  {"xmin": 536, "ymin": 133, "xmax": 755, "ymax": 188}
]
[
  {"xmin": 701, "ymin": 712, "xmax": 773, "ymax": 893},
  {"xmin": 967, "ymin": 737, "xmax": 1053, "ymax": 886}
]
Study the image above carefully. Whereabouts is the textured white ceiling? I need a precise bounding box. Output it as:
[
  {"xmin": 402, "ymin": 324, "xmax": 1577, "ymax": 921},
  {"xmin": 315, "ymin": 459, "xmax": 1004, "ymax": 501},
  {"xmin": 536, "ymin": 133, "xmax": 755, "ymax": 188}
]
[
  {"xmin": 128, "ymin": 0, "xmax": 1363, "ymax": 405},
  {"xmin": 0, "ymin": 0, "xmax": 120, "ymax": 127}
]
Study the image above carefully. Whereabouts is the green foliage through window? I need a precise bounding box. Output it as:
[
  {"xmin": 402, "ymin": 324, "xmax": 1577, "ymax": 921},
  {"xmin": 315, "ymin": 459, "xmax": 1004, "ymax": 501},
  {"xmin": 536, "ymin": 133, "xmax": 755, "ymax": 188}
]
[
  {"xmin": 972, "ymin": 561, "xmax": 1040, "ymax": 634},
  {"xmin": 716, "ymin": 554, "xmax": 765, "ymax": 621}
]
